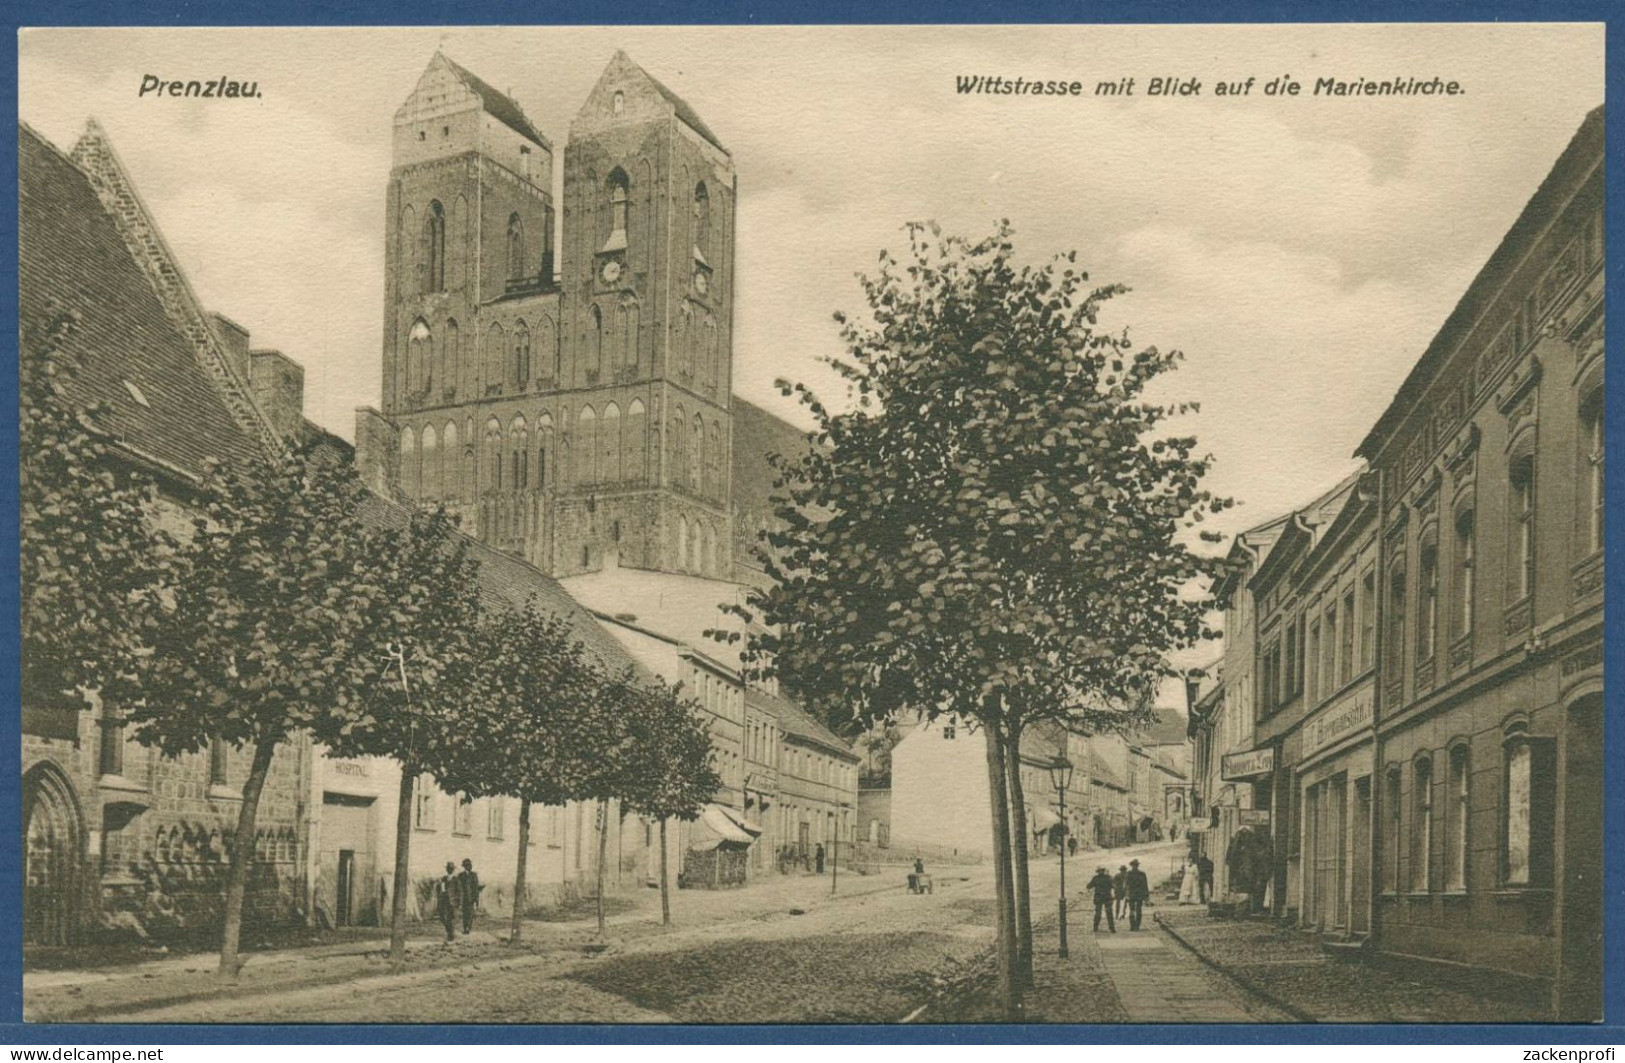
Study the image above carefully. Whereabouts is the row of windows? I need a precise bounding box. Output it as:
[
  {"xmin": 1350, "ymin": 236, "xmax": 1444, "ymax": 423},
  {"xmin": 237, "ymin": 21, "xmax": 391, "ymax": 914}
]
[
  {"xmin": 1377, "ymin": 723, "xmax": 1552, "ymax": 895},
  {"xmin": 403, "ymin": 200, "xmax": 548, "ymax": 298},
  {"xmin": 1260, "ymin": 387, "xmax": 1603, "ymax": 717},
  {"xmin": 593, "ymin": 169, "xmax": 716, "ymax": 265},
  {"xmin": 1259, "ymin": 569, "xmax": 1377, "ymax": 714}
]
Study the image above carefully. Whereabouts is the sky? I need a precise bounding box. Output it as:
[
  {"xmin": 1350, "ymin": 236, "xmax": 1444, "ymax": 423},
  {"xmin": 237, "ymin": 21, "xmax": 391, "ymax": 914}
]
[{"xmin": 19, "ymin": 23, "xmax": 1603, "ymax": 556}]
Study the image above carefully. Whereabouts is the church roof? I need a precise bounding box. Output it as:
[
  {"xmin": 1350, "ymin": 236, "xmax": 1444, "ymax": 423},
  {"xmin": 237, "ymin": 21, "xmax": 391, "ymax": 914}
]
[
  {"xmin": 439, "ymin": 52, "xmax": 550, "ymax": 150},
  {"xmin": 18, "ymin": 124, "xmax": 261, "ymax": 478}
]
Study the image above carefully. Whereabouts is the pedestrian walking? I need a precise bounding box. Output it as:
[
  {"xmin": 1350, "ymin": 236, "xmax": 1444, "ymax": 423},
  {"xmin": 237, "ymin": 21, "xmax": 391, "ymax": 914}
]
[
  {"xmin": 1126, "ymin": 858, "xmax": 1150, "ymax": 930},
  {"xmin": 434, "ymin": 861, "xmax": 458, "ymax": 943},
  {"xmin": 815, "ymin": 843, "xmax": 826, "ymax": 874},
  {"xmin": 456, "ymin": 858, "xmax": 481, "ymax": 935},
  {"xmin": 1086, "ymin": 866, "xmax": 1116, "ymax": 933},
  {"xmin": 1067, "ymin": 835, "xmax": 1078, "ymax": 857},
  {"xmin": 1112, "ymin": 864, "xmax": 1128, "ymax": 919},
  {"xmin": 1197, "ymin": 854, "xmax": 1215, "ymax": 904}
]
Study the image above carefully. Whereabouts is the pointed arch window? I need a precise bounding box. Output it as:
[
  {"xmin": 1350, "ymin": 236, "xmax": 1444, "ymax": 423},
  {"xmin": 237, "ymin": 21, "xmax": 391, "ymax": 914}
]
[
  {"xmin": 421, "ymin": 424, "xmax": 440, "ymax": 500},
  {"xmin": 507, "ymin": 214, "xmax": 526, "ymax": 283},
  {"xmin": 607, "ymin": 170, "xmax": 630, "ymax": 245},
  {"xmin": 693, "ymin": 182, "xmax": 711, "ymax": 258},
  {"xmin": 442, "ymin": 421, "xmax": 459, "ymax": 501},
  {"xmin": 513, "ymin": 320, "xmax": 532, "ymax": 388},
  {"xmin": 400, "ymin": 425, "xmax": 419, "ymax": 498},
  {"xmin": 443, "ymin": 318, "xmax": 459, "ymax": 402},
  {"xmin": 577, "ymin": 406, "xmax": 598, "ymax": 485},
  {"xmin": 601, "ymin": 403, "xmax": 621, "ymax": 484},
  {"xmin": 625, "ymin": 399, "xmax": 647, "ymax": 484},
  {"xmin": 588, "ymin": 306, "xmax": 604, "ymax": 380},
  {"xmin": 424, "ymin": 201, "xmax": 445, "ymax": 293}
]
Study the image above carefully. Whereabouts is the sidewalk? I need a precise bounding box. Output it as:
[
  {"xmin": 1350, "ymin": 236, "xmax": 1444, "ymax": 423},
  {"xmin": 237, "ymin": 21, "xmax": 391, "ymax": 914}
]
[
  {"xmin": 1155, "ymin": 906, "xmax": 1550, "ymax": 1023},
  {"xmin": 24, "ymin": 862, "xmax": 911, "ymax": 1022}
]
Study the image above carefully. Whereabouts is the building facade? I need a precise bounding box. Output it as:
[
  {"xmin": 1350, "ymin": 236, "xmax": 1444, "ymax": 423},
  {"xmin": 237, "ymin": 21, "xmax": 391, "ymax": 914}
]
[
  {"xmin": 1202, "ymin": 106, "xmax": 1603, "ymax": 1019},
  {"xmin": 20, "ymin": 122, "xmax": 311, "ymax": 946},
  {"xmin": 1356, "ymin": 106, "xmax": 1603, "ymax": 1020}
]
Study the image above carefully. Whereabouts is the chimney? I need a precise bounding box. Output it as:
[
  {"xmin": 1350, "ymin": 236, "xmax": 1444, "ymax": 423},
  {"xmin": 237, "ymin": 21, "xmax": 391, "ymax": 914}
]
[
  {"xmin": 354, "ymin": 407, "xmax": 401, "ymax": 498},
  {"xmin": 248, "ymin": 349, "xmax": 305, "ymax": 441},
  {"xmin": 209, "ymin": 313, "xmax": 252, "ymax": 383}
]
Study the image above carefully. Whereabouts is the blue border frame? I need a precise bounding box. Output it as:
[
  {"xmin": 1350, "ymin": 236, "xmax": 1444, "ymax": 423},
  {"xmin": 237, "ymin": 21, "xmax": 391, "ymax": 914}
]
[{"xmin": 5, "ymin": 0, "xmax": 1621, "ymax": 1044}]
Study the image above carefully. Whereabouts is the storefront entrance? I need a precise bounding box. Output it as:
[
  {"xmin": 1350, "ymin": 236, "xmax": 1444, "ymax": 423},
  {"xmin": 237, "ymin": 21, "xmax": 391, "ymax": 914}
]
[
  {"xmin": 1303, "ymin": 773, "xmax": 1348, "ymax": 933},
  {"xmin": 320, "ymin": 792, "xmax": 376, "ymax": 927},
  {"xmin": 1557, "ymin": 693, "xmax": 1602, "ymax": 1021},
  {"xmin": 1350, "ymin": 775, "xmax": 1371, "ymax": 935}
]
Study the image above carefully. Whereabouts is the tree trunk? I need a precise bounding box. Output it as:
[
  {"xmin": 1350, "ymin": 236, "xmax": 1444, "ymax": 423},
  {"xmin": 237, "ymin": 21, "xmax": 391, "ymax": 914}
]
[
  {"xmin": 510, "ymin": 799, "xmax": 530, "ymax": 946},
  {"xmin": 389, "ymin": 765, "xmax": 415, "ymax": 966},
  {"xmin": 217, "ymin": 735, "xmax": 278, "ymax": 982},
  {"xmin": 659, "ymin": 817, "xmax": 672, "ymax": 926},
  {"xmin": 1005, "ymin": 719, "xmax": 1035, "ymax": 987},
  {"xmin": 984, "ymin": 721, "xmax": 1023, "ymax": 1020},
  {"xmin": 595, "ymin": 799, "xmax": 610, "ymax": 937}
]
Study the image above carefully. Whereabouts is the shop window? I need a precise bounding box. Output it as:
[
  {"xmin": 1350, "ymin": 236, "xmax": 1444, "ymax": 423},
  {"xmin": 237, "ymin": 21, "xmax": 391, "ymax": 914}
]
[
  {"xmin": 1501, "ymin": 725, "xmax": 1555, "ymax": 888},
  {"xmin": 1412, "ymin": 755, "xmax": 1433, "ymax": 891},
  {"xmin": 1447, "ymin": 744, "xmax": 1470, "ymax": 891},
  {"xmin": 1383, "ymin": 767, "xmax": 1402, "ymax": 894}
]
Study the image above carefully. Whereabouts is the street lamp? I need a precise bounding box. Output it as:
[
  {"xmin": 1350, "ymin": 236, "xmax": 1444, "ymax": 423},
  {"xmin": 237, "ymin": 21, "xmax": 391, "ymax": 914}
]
[{"xmin": 1048, "ymin": 757, "xmax": 1075, "ymax": 958}]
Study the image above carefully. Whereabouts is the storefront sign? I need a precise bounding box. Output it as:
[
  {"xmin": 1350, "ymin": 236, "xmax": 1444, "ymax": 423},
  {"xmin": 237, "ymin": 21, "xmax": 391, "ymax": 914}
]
[
  {"xmin": 332, "ymin": 761, "xmax": 369, "ymax": 778},
  {"xmin": 1184, "ymin": 819, "xmax": 1212, "ymax": 833},
  {"xmin": 1221, "ymin": 747, "xmax": 1275, "ymax": 782},
  {"xmin": 1303, "ymin": 686, "xmax": 1374, "ymax": 756},
  {"xmin": 1239, "ymin": 809, "xmax": 1272, "ymax": 827}
]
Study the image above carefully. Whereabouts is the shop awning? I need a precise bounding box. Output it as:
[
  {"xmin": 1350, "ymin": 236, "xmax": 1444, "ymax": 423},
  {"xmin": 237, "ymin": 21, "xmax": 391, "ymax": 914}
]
[
  {"xmin": 1030, "ymin": 807, "xmax": 1062, "ymax": 831},
  {"xmin": 714, "ymin": 803, "xmax": 763, "ymax": 838},
  {"xmin": 699, "ymin": 803, "xmax": 757, "ymax": 846}
]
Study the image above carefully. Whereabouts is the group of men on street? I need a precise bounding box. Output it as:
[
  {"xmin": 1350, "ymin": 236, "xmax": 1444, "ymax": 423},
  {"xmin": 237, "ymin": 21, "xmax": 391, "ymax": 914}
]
[
  {"xmin": 434, "ymin": 858, "xmax": 482, "ymax": 943},
  {"xmin": 1086, "ymin": 858, "xmax": 1149, "ymax": 933}
]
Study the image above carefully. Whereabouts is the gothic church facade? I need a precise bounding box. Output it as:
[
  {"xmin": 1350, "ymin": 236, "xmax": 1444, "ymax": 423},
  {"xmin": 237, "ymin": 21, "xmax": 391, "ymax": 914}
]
[{"xmin": 359, "ymin": 51, "xmax": 741, "ymax": 580}]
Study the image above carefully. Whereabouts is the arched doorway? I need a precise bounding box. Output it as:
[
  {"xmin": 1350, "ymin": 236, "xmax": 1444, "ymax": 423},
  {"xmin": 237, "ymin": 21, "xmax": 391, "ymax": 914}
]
[{"xmin": 23, "ymin": 763, "xmax": 84, "ymax": 946}]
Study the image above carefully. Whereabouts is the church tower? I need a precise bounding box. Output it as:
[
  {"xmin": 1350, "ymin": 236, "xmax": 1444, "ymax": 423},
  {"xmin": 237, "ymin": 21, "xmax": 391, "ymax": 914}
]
[
  {"xmin": 552, "ymin": 51, "xmax": 737, "ymax": 579},
  {"xmin": 378, "ymin": 53, "xmax": 560, "ymax": 557}
]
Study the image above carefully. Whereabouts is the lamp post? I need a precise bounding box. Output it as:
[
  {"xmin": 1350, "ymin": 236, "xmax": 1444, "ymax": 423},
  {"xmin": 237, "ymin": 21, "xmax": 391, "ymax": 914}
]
[{"xmin": 1048, "ymin": 757, "xmax": 1075, "ymax": 958}]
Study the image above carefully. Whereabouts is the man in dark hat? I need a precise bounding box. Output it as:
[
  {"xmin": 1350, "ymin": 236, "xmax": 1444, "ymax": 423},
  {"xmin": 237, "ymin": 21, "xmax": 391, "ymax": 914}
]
[
  {"xmin": 456, "ymin": 858, "xmax": 481, "ymax": 935},
  {"xmin": 1086, "ymin": 865, "xmax": 1116, "ymax": 933},
  {"xmin": 1126, "ymin": 858, "xmax": 1151, "ymax": 930},
  {"xmin": 1112, "ymin": 864, "xmax": 1129, "ymax": 920}
]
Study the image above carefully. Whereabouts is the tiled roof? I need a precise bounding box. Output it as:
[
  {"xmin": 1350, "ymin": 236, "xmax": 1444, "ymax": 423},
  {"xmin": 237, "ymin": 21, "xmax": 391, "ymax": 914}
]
[
  {"xmin": 746, "ymin": 687, "xmax": 858, "ymax": 760},
  {"xmin": 440, "ymin": 53, "xmax": 550, "ymax": 150},
  {"xmin": 19, "ymin": 125, "xmax": 261, "ymax": 477},
  {"xmin": 1086, "ymin": 750, "xmax": 1127, "ymax": 792},
  {"xmin": 628, "ymin": 54, "xmax": 727, "ymax": 153}
]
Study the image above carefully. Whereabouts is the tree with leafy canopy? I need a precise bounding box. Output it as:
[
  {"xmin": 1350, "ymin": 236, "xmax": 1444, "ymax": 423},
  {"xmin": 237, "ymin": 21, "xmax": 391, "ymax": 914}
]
[
  {"xmin": 724, "ymin": 221, "xmax": 1230, "ymax": 1018},
  {"xmin": 318, "ymin": 504, "xmax": 485, "ymax": 966},
  {"xmin": 618, "ymin": 677, "xmax": 723, "ymax": 926},
  {"xmin": 21, "ymin": 303, "xmax": 170, "ymax": 718},
  {"xmin": 437, "ymin": 601, "xmax": 625, "ymax": 945},
  {"xmin": 132, "ymin": 441, "xmax": 379, "ymax": 981}
]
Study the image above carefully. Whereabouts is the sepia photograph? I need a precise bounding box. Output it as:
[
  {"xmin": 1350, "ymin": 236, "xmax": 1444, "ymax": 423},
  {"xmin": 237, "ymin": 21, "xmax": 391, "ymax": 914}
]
[{"xmin": 15, "ymin": 23, "xmax": 1606, "ymax": 1026}]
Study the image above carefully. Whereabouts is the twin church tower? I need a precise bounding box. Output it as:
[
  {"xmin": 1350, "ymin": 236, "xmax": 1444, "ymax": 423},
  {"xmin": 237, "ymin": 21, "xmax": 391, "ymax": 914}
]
[{"xmin": 358, "ymin": 51, "xmax": 740, "ymax": 580}]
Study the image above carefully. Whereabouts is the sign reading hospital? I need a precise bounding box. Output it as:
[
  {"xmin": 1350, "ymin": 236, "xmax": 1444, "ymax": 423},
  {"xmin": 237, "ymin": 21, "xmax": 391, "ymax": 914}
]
[{"xmin": 1221, "ymin": 747, "xmax": 1276, "ymax": 782}]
